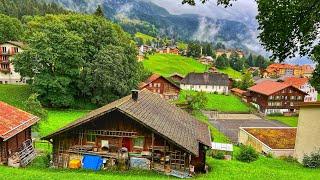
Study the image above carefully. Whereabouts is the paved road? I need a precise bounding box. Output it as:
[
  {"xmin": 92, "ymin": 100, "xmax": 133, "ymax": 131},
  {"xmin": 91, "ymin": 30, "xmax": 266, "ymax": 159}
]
[{"xmin": 206, "ymin": 113, "xmax": 288, "ymax": 143}]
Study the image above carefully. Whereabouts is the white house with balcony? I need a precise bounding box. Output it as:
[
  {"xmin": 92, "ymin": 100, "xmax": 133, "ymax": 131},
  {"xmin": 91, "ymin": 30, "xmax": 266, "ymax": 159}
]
[
  {"xmin": 283, "ymin": 77, "xmax": 318, "ymax": 102},
  {"xmin": 0, "ymin": 41, "xmax": 26, "ymax": 84}
]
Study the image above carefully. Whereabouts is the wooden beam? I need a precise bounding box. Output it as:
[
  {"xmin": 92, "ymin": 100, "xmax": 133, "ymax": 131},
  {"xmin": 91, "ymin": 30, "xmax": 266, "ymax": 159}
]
[{"xmin": 151, "ymin": 132, "xmax": 154, "ymax": 169}]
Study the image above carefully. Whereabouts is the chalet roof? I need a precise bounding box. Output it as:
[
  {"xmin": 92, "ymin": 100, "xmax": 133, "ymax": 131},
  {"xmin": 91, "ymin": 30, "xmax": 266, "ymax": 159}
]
[
  {"xmin": 181, "ymin": 72, "xmax": 229, "ymax": 86},
  {"xmin": 0, "ymin": 101, "xmax": 40, "ymax": 141},
  {"xmin": 283, "ymin": 77, "xmax": 309, "ymax": 88},
  {"xmin": 231, "ymin": 88, "xmax": 246, "ymax": 95},
  {"xmin": 139, "ymin": 74, "xmax": 180, "ymax": 89},
  {"xmin": 42, "ymin": 90, "xmax": 211, "ymax": 155},
  {"xmin": 169, "ymin": 72, "xmax": 184, "ymax": 79},
  {"xmin": 4, "ymin": 41, "xmax": 26, "ymax": 48},
  {"xmin": 248, "ymin": 80, "xmax": 307, "ymax": 96}
]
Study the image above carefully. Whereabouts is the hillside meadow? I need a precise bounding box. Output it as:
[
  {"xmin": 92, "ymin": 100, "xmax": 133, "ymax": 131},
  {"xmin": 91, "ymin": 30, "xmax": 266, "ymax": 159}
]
[{"xmin": 143, "ymin": 54, "xmax": 208, "ymax": 77}]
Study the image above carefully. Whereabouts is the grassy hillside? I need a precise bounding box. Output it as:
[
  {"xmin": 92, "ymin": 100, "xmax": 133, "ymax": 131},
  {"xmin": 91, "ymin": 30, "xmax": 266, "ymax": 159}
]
[
  {"xmin": 217, "ymin": 67, "xmax": 243, "ymax": 80},
  {"xmin": 135, "ymin": 32, "xmax": 155, "ymax": 43},
  {"xmin": 143, "ymin": 54, "xmax": 208, "ymax": 77},
  {"xmin": 267, "ymin": 116, "xmax": 298, "ymax": 127},
  {"xmin": 178, "ymin": 90, "xmax": 251, "ymax": 113},
  {"xmin": 318, "ymin": 94, "xmax": 320, "ymax": 101},
  {"xmin": 0, "ymin": 84, "xmax": 32, "ymax": 109}
]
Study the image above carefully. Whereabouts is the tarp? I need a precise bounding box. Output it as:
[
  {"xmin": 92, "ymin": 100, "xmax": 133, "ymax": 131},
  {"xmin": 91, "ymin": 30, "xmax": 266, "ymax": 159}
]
[
  {"xmin": 130, "ymin": 157, "xmax": 150, "ymax": 170},
  {"xmin": 82, "ymin": 155, "xmax": 103, "ymax": 171}
]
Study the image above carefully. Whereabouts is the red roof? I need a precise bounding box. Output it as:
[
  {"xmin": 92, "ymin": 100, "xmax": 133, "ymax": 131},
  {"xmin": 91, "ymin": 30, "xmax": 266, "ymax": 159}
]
[
  {"xmin": 248, "ymin": 80, "xmax": 291, "ymax": 96},
  {"xmin": 0, "ymin": 102, "xmax": 39, "ymax": 141},
  {"xmin": 283, "ymin": 77, "xmax": 309, "ymax": 88},
  {"xmin": 231, "ymin": 88, "xmax": 246, "ymax": 95},
  {"xmin": 301, "ymin": 65, "xmax": 314, "ymax": 74}
]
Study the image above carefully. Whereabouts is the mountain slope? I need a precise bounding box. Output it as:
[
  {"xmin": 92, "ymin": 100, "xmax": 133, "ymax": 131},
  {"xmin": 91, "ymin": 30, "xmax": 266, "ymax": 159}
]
[{"xmin": 49, "ymin": 0, "xmax": 260, "ymax": 53}]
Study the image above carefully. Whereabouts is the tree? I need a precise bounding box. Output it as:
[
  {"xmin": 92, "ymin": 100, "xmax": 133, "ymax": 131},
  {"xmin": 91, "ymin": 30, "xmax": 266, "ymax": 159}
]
[
  {"xmin": 203, "ymin": 43, "xmax": 213, "ymax": 56},
  {"xmin": 186, "ymin": 91, "xmax": 208, "ymax": 111},
  {"xmin": 24, "ymin": 93, "xmax": 48, "ymax": 120},
  {"xmin": 247, "ymin": 53, "xmax": 255, "ymax": 67},
  {"xmin": 94, "ymin": 5, "xmax": 104, "ymax": 17},
  {"xmin": 214, "ymin": 42, "xmax": 226, "ymax": 50},
  {"xmin": 215, "ymin": 54, "xmax": 229, "ymax": 69},
  {"xmin": 229, "ymin": 52, "xmax": 244, "ymax": 71},
  {"xmin": 255, "ymin": 55, "xmax": 268, "ymax": 69},
  {"xmin": 0, "ymin": 14, "xmax": 23, "ymax": 43},
  {"xmin": 14, "ymin": 14, "xmax": 144, "ymax": 107},
  {"xmin": 240, "ymin": 71, "xmax": 254, "ymax": 90},
  {"xmin": 186, "ymin": 42, "xmax": 202, "ymax": 58},
  {"xmin": 310, "ymin": 46, "xmax": 320, "ymax": 91}
]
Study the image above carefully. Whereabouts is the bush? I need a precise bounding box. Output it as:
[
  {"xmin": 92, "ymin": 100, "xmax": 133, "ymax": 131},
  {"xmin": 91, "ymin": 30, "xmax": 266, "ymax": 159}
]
[
  {"xmin": 280, "ymin": 156, "xmax": 297, "ymax": 163},
  {"xmin": 212, "ymin": 151, "xmax": 225, "ymax": 160},
  {"xmin": 214, "ymin": 91, "xmax": 218, "ymax": 94},
  {"xmin": 236, "ymin": 145, "xmax": 259, "ymax": 163},
  {"xmin": 303, "ymin": 149, "xmax": 320, "ymax": 168}
]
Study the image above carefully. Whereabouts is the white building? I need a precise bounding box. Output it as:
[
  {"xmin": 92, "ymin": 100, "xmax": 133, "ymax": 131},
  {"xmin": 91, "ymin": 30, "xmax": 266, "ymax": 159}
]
[
  {"xmin": 0, "ymin": 41, "xmax": 26, "ymax": 84},
  {"xmin": 180, "ymin": 72, "xmax": 230, "ymax": 94},
  {"xmin": 283, "ymin": 77, "xmax": 318, "ymax": 102}
]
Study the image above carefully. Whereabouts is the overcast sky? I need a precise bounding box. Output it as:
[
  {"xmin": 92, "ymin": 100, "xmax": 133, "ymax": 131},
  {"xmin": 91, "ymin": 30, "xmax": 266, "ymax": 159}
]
[{"xmin": 150, "ymin": 0, "xmax": 258, "ymax": 28}]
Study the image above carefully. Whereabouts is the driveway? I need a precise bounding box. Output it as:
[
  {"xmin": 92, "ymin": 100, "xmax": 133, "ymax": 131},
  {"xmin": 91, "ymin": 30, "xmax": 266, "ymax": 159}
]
[{"xmin": 205, "ymin": 112, "xmax": 288, "ymax": 143}]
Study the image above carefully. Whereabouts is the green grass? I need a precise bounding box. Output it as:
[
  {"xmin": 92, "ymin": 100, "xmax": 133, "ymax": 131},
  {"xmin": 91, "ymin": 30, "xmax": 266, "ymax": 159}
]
[
  {"xmin": 0, "ymin": 84, "xmax": 32, "ymax": 109},
  {"xmin": 217, "ymin": 67, "xmax": 243, "ymax": 80},
  {"xmin": 318, "ymin": 94, "xmax": 320, "ymax": 101},
  {"xmin": 193, "ymin": 111, "xmax": 229, "ymax": 143},
  {"xmin": 38, "ymin": 109, "xmax": 89, "ymax": 137},
  {"xmin": 1, "ymin": 155, "xmax": 319, "ymax": 179},
  {"xmin": 266, "ymin": 116, "xmax": 299, "ymax": 127},
  {"xmin": 178, "ymin": 90, "xmax": 251, "ymax": 113},
  {"xmin": 143, "ymin": 54, "xmax": 208, "ymax": 77},
  {"xmin": 135, "ymin": 32, "xmax": 155, "ymax": 43}
]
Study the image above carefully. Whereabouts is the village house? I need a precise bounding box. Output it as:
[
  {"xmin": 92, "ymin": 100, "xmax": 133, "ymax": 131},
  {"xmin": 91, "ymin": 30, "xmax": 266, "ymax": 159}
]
[
  {"xmin": 262, "ymin": 63, "xmax": 305, "ymax": 78},
  {"xmin": 169, "ymin": 73, "xmax": 184, "ymax": 83},
  {"xmin": 282, "ymin": 77, "xmax": 318, "ymax": 102},
  {"xmin": 247, "ymin": 80, "xmax": 307, "ymax": 115},
  {"xmin": 215, "ymin": 49, "xmax": 244, "ymax": 59},
  {"xmin": 294, "ymin": 102, "xmax": 320, "ymax": 163},
  {"xmin": 139, "ymin": 74, "xmax": 180, "ymax": 100},
  {"xmin": 0, "ymin": 101, "xmax": 39, "ymax": 166},
  {"xmin": 198, "ymin": 56, "xmax": 214, "ymax": 65},
  {"xmin": 42, "ymin": 90, "xmax": 211, "ymax": 176},
  {"xmin": 157, "ymin": 46, "xmax": 179, "ymax": 55},
  {"xmin": 301, "ymin": 65, "xmax": 314, "ymax": 78},
  {"xmin": 180, "ymin": 72, "xmax": 230, "ymax": 94},
  {"xmin": 0, "ymin": 41, "xmax": 26, "ymax": 84}
]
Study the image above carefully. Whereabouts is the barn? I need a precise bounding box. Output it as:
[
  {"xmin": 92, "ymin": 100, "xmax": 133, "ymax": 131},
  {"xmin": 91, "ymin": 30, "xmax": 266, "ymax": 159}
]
[
  {"xmin": 0, "ymin": 101, "xmax": 40, "ymax": 166},
  {"xmin": 42, "ymin": 90, "xmax": 211, "ymax": 176}
]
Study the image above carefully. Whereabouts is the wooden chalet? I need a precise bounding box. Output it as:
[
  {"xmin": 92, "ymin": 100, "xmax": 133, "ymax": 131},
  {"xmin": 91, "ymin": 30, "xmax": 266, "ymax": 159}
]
[
  {"xmin": 0, "ymin": 102, "xmax": 39, "ymax": 166},
  {"xmin": 169, "ymin": 73, "xmax": 184, "ymax": 83},
  {"xmin": 247, "ymin": 80, "xmax": 308, "ymax": 115},
  {"xmin": 42, "ymin": 90, "xmax": 211, "ymax": 175},
  {"xmin": 139, "ymin": 74, "xmax": 181, "ymax": 100}
]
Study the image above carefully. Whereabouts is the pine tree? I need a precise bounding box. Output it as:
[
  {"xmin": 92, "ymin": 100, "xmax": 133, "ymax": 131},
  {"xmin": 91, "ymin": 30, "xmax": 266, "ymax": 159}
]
[{"xmin": 94, "ymin": 5, "xmax": 104, "ymax": 17}]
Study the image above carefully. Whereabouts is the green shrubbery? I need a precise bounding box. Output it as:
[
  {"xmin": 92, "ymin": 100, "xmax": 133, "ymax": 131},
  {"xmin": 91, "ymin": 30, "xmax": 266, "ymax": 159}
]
[
  {"xmin": 212, "ymin": 151, "xmax": 225, "ymax": 160},
  {"xmin": 303, "ymin": 150, "xmax": 320, "ymax": 168},
  {"xmin": 236, "ymin": 145, "xmax": 259, "ymax": 163}
]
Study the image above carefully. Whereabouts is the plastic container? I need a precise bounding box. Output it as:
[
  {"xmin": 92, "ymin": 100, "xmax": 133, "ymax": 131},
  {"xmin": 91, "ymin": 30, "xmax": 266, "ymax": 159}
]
[
  {"xmin": 82, "ymin": 155, "xmax": 103, "ymax": 171},
  {"xmin": 69, "ymin": 159, "xmax": 81, "ymax": 169}
]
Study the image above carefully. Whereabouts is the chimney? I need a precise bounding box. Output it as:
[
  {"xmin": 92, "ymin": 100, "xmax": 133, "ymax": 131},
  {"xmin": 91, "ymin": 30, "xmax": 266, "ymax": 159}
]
[{"xmin": 131, "ymin": 90, "xmax": 139, "ymax": 101}]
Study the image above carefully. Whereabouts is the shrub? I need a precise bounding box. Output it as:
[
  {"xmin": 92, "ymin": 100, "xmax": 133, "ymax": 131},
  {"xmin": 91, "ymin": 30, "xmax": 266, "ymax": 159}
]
[
  {"xmin": 236, "ymin": 145, "xmax": 259, "ymax": 163},
  {"xmin": 212, "ymin": 151, "xmax": 225, "ymax": 160},
  {"xmin": 280, "ymin": 156, "xmax": 297, "ymax": 163},
  {"xmin": 214, "ymin": 91, "xmax": 218, "ymax": 94},
  {"xmin": 303, "ymin": 149, "xmax": 320, "ymax": 168},
  {"xmin": 265, "ymin": 153, "xmax": 273, "ymax": 158}
]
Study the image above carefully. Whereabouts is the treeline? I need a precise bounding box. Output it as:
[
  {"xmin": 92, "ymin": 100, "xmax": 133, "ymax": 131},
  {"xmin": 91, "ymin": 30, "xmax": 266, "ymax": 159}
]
[{"xmin": 0, "ymin": 0, "xmax": 67, "ymax": 19}]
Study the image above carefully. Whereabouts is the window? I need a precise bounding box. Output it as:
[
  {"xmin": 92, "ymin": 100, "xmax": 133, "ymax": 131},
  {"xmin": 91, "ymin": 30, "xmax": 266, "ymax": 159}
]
[
  {"xmin": 290, "ymin": 96, "xmax": 295, "ymax": 100},
  {"xmin": 289, "ymin": 89, "xmax": 292, "ymax": 93},
  {"xmin": 276, "ymin": 96, "xmax": 280, "ymax": 100},
  {"xmin": 149, "ymin": 83, "xmax": 152, "ymax": 87},
  {"xmin": 269, "ymin": 96, "xmax": 273, "ymax": 100},
  {"xmin": 86, "ymin": 132, "xmax": 96, "ymax": 143},
  {"xmin": 290, "ymin": 102, "xmax": 294, "ymax": 106},
  {"xmin": 2, "ymin": 47, "xmax": 6, "ymax": 53},
  {"xmin": 133, "ymin": 137, "xmax": 144, "ymax": 148},
  {"xmin": 297, "ymin": 96, "xmax": 302, "ymax": 100},
  {"xmin": 14, "ymin": 47, "xmax": 19, "ymax": 53}
]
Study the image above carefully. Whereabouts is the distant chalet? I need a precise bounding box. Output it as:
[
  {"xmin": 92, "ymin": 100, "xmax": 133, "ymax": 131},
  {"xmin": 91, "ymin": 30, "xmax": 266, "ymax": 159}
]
[
  {"xmin": 42, "ymin": 90, "xmax": 211, "ymax": 173},
  {"xmin": 139, "ymin": 74, "xmax": 180, "ymax": 100},
  {"xmin": 180, "ymin": 72, "xmax": 230, "ymax": 94}
]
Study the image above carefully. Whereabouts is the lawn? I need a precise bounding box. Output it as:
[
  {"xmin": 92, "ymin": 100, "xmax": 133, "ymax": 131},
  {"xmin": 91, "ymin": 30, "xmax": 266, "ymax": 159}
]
[
  {"xmin": 38, "ymin": 109, "xmax": 89, "ymax": 137},
  {"xmin": 217, "ymin": 67, "xmax": 243, "ymax": 80},
  {"xmin": 1, "ymin": 155, "xmax": 319, "ymax": 179},
  {"xmin": 135, "ymin": 32, "xmax": 155, "ymax": 43},
  {"xmin": 178, "ymin": 90, "xmax": 251, "ymax": 113},
  {"xmin": 267, "ymin": 116, "xmax": 299, "ymax": 127},
  {"xmin": 318, "ymin": 94, "xmax": 320, "ymax": 101},
  {"xmin": 0, "ymin": 84, "xmax": 32, "ymax": 109},
  {"xmin": 143, "ymin": 54, "xmax": 208, "ymax": 77}
]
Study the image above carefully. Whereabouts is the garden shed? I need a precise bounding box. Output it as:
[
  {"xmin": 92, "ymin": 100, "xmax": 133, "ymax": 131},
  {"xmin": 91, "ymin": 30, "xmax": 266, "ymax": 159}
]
[{"xmin": 238, "ymin": 127, "xmax": 297, "ymax": 157}]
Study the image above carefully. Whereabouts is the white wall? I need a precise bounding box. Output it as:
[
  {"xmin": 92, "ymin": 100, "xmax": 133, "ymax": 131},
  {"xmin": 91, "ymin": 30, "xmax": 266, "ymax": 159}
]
[
  {"xmin": 300, "ymin": 83, "xmax": 318, "ymax": 102},
  {"xmin": 180, "ymin": 84, "xmax": 228, "ymax": 94}
]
